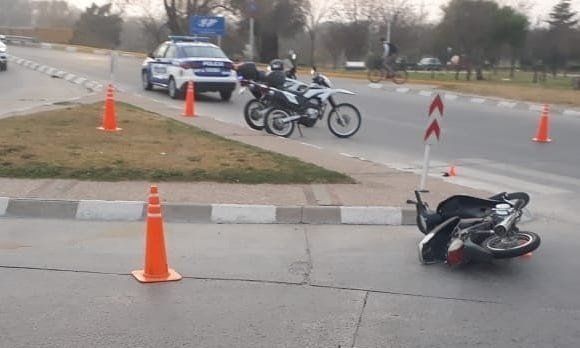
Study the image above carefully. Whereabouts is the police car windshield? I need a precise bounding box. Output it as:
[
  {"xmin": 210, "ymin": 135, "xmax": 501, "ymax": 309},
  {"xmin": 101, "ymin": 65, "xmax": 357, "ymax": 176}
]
[{"xmin": 180, "ymin": 46, "xmax": 228, "ymax": 59}]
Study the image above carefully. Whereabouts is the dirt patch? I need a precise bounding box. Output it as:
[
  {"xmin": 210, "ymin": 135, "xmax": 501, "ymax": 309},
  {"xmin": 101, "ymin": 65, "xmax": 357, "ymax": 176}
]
[{"xmin": 0, "ymin": 103, "xmax": 352, "ymax": 184}]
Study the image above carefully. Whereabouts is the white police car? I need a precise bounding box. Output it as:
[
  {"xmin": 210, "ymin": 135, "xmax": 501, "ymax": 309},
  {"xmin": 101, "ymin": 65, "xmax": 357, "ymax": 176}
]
[
  {"xmin": 0, "ymin": 40, "xmax": 7, "ymax": 72},
  {"xmin": 141, "ymin": 36, "xmax": 237, "ymax": 101}
]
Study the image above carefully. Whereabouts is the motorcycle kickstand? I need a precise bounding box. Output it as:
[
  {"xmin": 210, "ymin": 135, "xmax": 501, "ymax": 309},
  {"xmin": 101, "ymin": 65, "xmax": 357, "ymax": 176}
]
[{"xmin": 297, "ymin": 123, "xmax": 304, "ymax": 137}]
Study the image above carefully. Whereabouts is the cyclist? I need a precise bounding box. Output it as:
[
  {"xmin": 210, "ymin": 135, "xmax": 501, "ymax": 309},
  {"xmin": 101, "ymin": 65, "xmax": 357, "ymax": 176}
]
[{"xmin": 380, "ymin": 37, "xmax": 399, "ymax": 75}]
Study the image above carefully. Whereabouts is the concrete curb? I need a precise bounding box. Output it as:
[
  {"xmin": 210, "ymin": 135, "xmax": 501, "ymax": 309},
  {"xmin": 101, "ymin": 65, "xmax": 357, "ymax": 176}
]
[
  {"xmin": 0, "ymin": 197, "xmax": 416, "ymax": 225},
  {"xmin": 7, "ymin": 54, "xmax": 104, "ymax": 93}
]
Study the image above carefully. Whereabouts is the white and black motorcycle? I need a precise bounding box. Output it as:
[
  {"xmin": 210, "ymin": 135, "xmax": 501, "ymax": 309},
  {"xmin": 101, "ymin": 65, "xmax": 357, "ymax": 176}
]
[{"xmin": 263, "ymin": 68, "xmax": 362, "ymax": 138}]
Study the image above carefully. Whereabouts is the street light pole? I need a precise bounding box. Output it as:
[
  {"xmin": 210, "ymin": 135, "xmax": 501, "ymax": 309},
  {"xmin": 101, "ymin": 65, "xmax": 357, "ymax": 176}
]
[{"xmin": 249, "ymin": 17, "xmax": 255, "ymax": 61}]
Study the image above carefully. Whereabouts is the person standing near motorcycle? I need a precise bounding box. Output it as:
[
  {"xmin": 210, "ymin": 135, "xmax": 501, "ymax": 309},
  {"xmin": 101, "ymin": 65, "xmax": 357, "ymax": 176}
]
[{"xmin": 381, "ymin": 37, "xmax": 399, "ymax": 75}]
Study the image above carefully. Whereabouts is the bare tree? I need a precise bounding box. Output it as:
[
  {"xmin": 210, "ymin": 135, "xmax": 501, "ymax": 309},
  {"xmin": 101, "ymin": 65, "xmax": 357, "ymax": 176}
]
[
  {"xmin": 116, "ymin": 0, "xmax": 168, "ymax": 50},
  {"xmin": 305, "ymin": 0, "xmax": 337, "ymax": 65}
]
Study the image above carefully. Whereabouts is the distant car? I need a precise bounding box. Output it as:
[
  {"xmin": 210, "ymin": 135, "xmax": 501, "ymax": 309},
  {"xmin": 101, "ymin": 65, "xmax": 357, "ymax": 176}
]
[
  {"xmin": 141, "ymin": 36, "xmax": 237, "ymax": 101},
  {"xmin": 417, "ymin": 57, "xmax": 443, "ymax": 71},
  {"xmin": 0, "ymin": 41, "xmax": 7, "ymax": 72},
  {"xmin": 395, "ymin": 56, "xmax": 417, "ymax": 70}
]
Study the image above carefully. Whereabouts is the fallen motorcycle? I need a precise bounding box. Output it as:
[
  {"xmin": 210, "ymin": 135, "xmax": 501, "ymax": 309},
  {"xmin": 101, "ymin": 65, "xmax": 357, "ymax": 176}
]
[{"xmin": 407, "ymin": 190, "xmax": 540, "ymax": 266}]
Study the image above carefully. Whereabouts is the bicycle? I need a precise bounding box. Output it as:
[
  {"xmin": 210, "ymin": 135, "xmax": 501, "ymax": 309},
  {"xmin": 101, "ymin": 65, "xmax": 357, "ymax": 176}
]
[{"xmin": 367, "ymin": 63, "xmax": 409, "ymax": 85}]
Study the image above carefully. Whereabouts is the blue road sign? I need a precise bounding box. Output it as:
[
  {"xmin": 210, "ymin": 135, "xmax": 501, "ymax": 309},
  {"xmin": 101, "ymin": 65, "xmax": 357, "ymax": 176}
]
[
  {"xmin": 247, "ymin": 0, "xmax": 258, "ymax": 15},
  {"xmin": 190, "ymin": 16, "xmax": 226, "ymax": 36}
]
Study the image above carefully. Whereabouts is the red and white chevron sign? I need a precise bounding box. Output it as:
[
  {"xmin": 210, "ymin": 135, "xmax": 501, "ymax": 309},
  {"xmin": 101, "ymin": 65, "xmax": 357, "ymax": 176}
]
[{"xmin": 424, "ymin": 94, "xmax": 444, "ymax": 142}]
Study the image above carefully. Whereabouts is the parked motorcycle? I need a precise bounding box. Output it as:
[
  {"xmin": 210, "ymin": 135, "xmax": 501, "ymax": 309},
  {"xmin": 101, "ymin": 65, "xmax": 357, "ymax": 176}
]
[
  {"xmin": 407, "ymin": 190, "xmax": 540, "ymax": 266},
  {"xmin": 263, "ymin": 67, "xmax": 362, "ymax": 138},
  {"xmin": 237, "ymin": 61, "xmax": 312, "ymax": 131}
]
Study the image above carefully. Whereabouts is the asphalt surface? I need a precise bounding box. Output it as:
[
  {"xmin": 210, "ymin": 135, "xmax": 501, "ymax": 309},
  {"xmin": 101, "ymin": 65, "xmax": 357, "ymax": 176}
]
[
  {"xmin": 0, "ymin": 218, "xmax": 578, "ymax": 347},
  {"xmin": 7, "ymin": 45, "xmax": 580, "ymax": 224},
  {"xmin": 0, "ymin": 60, "xmax": 87, "ymax": 118}
]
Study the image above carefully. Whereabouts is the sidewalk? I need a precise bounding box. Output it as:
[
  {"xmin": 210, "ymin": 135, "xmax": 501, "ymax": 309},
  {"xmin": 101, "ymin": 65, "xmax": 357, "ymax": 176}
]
[{"xmin": 0, "ymin": 93, "xmax": 483, "ymax": 224}]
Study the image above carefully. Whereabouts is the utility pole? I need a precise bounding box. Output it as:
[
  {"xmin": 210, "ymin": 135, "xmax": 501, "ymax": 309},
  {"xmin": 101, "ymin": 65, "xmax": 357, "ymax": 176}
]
[{"xmin": 247, "ymin": 0, "xmax": 257, "ymax": 61}]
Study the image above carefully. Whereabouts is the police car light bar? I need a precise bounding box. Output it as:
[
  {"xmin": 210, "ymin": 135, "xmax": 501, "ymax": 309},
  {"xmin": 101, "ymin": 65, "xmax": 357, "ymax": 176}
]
[{"xmin": 168, "ymin": 35, "xmax": 210, "ymax": 43}]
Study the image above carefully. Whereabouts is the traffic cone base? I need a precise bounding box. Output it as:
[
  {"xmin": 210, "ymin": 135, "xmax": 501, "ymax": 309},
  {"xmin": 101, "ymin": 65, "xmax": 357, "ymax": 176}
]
[
  {"xmin": 132, "ymin": 268, "xmax": 182, "ymax": 283},
  {"xmin": 97, "ymin": 126, "xmax": 123, "ymax": 132},
  {"xmin": 532, "ymin": 137, "xmax": 551, "ymax": 143}
]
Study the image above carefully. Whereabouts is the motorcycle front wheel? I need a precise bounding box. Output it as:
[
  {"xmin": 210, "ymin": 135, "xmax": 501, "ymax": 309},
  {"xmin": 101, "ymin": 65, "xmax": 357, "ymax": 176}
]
[
  {"xmin": 483, "ymin": 231, "xmax": 541, "ymax": 259},
  {"xmin": 327, "ymin": 103, "xmax": 362, "ymax": 138},
  {"xmin": 244, "ymin": 99, "xmax": 266, "ymax": 131},
  {"xmin": 264, "ymin": 109, "xmax": 295, "ymax": 138}
]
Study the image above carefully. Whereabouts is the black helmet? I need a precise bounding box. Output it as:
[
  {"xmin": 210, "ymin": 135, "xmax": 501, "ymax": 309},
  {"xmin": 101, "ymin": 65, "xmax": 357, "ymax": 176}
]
[{"xmin": 269, "ymin": 59, "xmax": 285, "ymax": 71}]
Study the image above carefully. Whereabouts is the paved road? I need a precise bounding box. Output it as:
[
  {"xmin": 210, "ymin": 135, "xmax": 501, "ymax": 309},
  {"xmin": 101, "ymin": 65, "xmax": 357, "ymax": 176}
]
[
  {"xmin": 0, "ymin": 218, "xmax": 578, "ymax": 347},
  {"xmin": 0, "ymin": 61, "xmax": 88, "ymax": 118},
  {"xmin": 7, "ymin": 45, "xmax": 580, "ymax": 223}
]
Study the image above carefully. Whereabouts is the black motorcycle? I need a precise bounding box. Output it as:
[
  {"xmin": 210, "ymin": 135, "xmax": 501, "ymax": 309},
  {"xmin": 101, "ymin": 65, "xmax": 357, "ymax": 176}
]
[{"xmin": 407, "ymin": 190, "xmax": 541, "ymax": 266}]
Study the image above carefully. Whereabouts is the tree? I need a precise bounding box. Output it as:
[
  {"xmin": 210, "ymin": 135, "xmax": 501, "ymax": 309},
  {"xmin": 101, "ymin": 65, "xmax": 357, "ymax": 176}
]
[
  {"xmin": 231, "ymin": 0, "xmax": 308, "ymax": 62},
  {"xmin": 71, "ymin": 3, "xmax": 123, "ymax": 49},
  {"xmin": 32, "ymin": 1, "xmax": 79, "ymax": 27},
  {"xmin": 494, "ymin": 6, "xmax": 529, "ymax": 77},
  {"xmin": 547, "ymin": 0, "xmax": 578, "ymax": 28},
  {"xmin": 162, "ymin": 0, "xmax": 232, "ymax": 35},
  {"xmin": 116, "ymin": 0, "xmax": 169, "ymax": 51},
  {"xmin": 436, "ymin": 0, "xmax": 502, "ymax": 80},
  {"xmin": 546, "ymin": 0, "xmax": 578, "ymax": 74},
  {"xmin": 0, "ymin": 0, "xmax": 32, "ymax": 27},
  {"xmin": 305, "ymin": 0, "xmax": 337, "ymax": 65}
]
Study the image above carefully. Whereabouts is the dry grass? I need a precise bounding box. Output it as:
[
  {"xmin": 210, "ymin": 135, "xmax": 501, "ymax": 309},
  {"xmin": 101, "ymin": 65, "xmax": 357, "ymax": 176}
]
[
  {"xmin": 427, "ymin": 81, "xmax": 580, "ymax": 107},
  {"xmin": 0, "ymin": 103, "xmax": 352, "ymax": 184}
]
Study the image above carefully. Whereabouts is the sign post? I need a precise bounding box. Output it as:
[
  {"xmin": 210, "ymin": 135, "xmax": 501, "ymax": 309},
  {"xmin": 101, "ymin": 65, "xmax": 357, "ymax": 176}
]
[
  {"xmin": 420, "ymin": 94, "xmax": 444, "ymax": 190},
  {"xmin": 247, "ymin": 0, "xmax": 258, "ymax": 60}
]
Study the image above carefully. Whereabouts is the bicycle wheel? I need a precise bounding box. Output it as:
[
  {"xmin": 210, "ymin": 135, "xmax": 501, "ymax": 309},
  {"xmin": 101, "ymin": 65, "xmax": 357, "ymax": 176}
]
[
  {"xmin": 367, "ymin": 69, "xmax": 384, "ymax": 83},
  {"xmin": 392, "ymin": 70, "xmax": 409, "ymax": 85}
]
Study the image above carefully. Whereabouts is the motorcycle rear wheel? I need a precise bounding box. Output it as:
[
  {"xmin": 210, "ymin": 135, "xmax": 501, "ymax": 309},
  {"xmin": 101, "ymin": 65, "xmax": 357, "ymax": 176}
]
[
  {"xmin": 244, "ymin": 99, "xmax": 266, "ymax": 131},
  {"xmin": 265, "ymin": 109, "xmax": 295, "ymax": 138},
  {"xmin": 483, "ymin": 231, "xmax": 541, "ymax": 259}
]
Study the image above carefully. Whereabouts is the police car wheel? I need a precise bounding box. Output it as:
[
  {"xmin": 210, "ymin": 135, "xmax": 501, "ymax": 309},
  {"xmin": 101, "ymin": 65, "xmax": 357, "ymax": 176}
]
[
  {"xmin": 168, "ymin": 78, "xmax": 182, "ymax": 99},
  {"xmin": 142, "ymin": 70, "xmax": 152, "ymax": 91}
]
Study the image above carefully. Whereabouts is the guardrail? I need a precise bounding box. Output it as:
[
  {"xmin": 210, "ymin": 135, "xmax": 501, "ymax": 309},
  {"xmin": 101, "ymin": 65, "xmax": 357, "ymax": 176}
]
[{"xmin": 2, "ymin": 35, "xmax": 39, "ymax": 45}]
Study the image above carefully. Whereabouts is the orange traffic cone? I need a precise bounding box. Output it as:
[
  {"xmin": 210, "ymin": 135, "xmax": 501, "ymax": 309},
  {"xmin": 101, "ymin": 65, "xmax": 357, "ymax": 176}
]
[
  {"xmin": 443, "ymin": 166, "xmax": 457, "ymax": 177},
  {"xmin": 532, "ymin": 104, "xmax": 552, "ymax": 143},
  {"xmin": 132, "ymin": 185, "xmax": 182, "ymax": 283},
  {"xmin": 183, "ymin": 80, "xmax": 196, "ymax": 117},
  {"xmin": 98, "ymin": 84, "xmax": 122, "ymax": 132}
]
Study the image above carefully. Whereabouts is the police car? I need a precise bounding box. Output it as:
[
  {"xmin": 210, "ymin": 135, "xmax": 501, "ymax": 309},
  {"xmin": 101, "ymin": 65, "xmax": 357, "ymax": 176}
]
[
  {"xmin": 0, "ymin": 40, "xmax": 7, "ymax": 72},
  {"xmin": 141, "ymin": 36, "xmax": 237, "ymax": 101}
]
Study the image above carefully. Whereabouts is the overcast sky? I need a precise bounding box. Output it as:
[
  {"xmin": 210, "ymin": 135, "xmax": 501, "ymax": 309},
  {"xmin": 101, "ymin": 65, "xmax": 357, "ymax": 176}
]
[{"xmin": 68, "ymin": 0, "xmax": 578, "ymax": 23}]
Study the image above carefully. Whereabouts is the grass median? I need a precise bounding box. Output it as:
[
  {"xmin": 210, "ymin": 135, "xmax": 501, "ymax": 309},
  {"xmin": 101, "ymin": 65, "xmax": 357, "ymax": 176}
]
[
  {"xmin": 318, "ymin": 68, "xmax": 580, "ymax": 107},
  {"xmin": 0, "ymin": 103, "xmax": 352, "ymax": 184}
]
